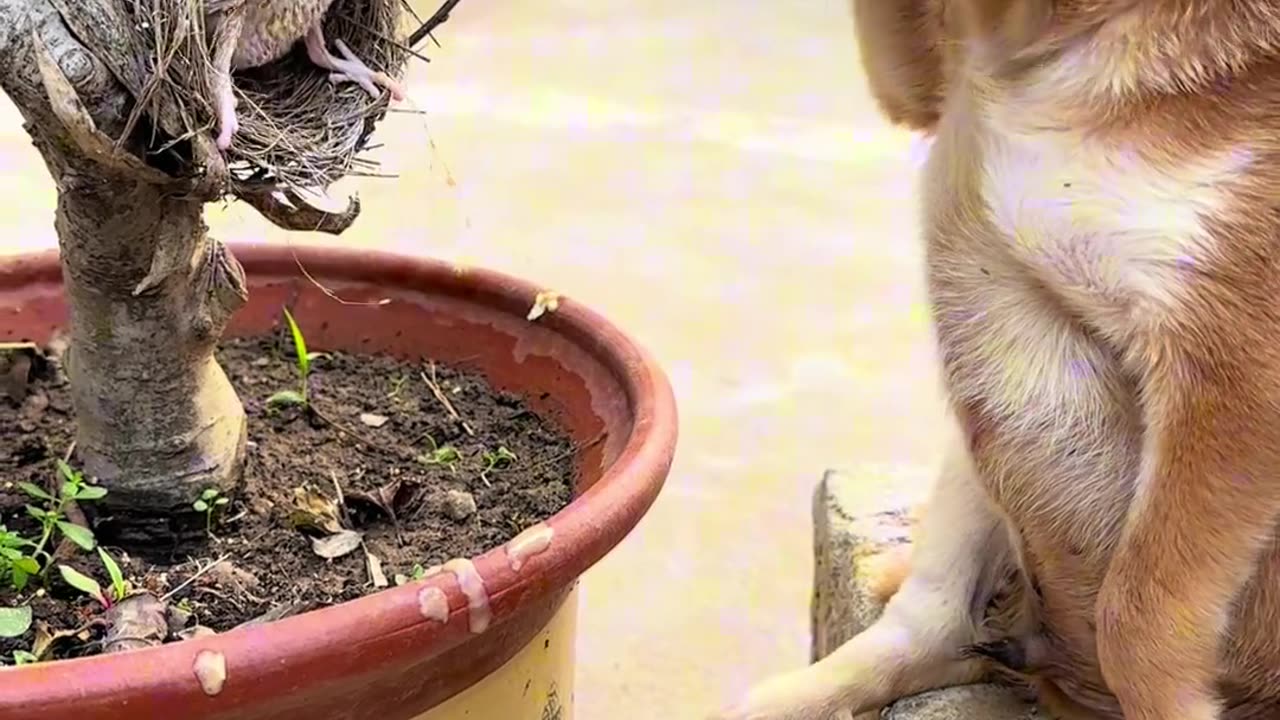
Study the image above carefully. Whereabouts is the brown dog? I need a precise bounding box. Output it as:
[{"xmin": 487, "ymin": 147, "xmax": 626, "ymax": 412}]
[{"xmin": 711, "ymin": 2, "xmax": 1280, "ymax": 719}]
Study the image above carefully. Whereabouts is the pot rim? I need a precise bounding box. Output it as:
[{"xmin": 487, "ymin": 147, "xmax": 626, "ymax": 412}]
[{"xmin": 0, "ymin": 244, "xmax": 678, "ymax": 710}]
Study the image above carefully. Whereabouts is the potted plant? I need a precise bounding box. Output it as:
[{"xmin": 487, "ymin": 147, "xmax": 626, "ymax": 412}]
[{"xmin": 0, "ymin": 1, "xmax": 678, "ymax": 718}]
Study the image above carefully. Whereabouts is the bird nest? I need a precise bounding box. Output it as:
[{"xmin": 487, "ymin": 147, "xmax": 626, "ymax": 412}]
[{"xmin": 124, "ymin": 0, "xmax": 448, "ymax": 197}]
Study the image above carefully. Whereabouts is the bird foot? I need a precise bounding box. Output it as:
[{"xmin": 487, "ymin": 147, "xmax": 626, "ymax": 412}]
[
  {"xmin": 215, "ymin": 83, "xmax": 240, "ymax": 151},
  {"xmin": 328, "ymin": 39, "xmax": 407, "ymax": 102}
]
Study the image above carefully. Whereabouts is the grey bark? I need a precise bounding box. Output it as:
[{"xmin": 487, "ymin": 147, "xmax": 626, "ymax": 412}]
[{"xmin": 0, "ymin": 0, "xmax": 251, "ymax": 540}]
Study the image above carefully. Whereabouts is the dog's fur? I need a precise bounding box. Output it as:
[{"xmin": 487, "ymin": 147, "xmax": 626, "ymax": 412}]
[{"xmin": 711, "ymin": 2, "xmax": 1280, "ymax": 719}]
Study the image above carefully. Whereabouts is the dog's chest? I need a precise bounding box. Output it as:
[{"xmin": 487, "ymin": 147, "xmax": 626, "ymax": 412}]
[{"xmin": 974, "ymin": 105, "xmax": 1246, "ymax": 332}]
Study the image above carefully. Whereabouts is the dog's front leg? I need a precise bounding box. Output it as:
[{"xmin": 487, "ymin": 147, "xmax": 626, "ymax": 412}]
[
  {"xmin": 1095, "ymin": 315, "xmax": 1280, "ymax": 719},
  {"xmin": 709, "ymin": 429, "xmax": 1003, "ymax": 720}
]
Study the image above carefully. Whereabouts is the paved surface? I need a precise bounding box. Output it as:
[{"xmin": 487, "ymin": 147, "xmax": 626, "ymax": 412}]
[{"xmin": 0, "ymin": 1, "xmax": 946, "ymax": 717}]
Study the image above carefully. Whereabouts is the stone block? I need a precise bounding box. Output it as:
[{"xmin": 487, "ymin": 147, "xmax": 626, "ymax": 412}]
[{"xmin": 812, "ymin": 469, "xmax": 1046, "ymax": 719}]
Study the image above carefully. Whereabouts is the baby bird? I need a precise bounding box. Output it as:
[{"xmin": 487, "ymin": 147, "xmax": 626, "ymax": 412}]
[{"xmin": 206, "ymin": 0, "xmax": 408, "ymax": 150}]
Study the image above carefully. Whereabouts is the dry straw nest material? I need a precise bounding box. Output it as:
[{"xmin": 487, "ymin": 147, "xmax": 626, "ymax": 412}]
[{"xmin": 125, "ymin": 0, "xmax": 444, "ymax": 195}]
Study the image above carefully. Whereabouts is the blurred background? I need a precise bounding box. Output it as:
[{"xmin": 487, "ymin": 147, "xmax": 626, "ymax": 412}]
[{"xmin": 0, "ymin": 1, "xmax": 945, "ymax": 717}]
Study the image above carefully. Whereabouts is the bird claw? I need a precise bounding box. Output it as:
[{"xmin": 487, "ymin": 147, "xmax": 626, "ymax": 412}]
[{"xmin": 329, "ymin": 39, "xmax": 407, "ymax": 101}]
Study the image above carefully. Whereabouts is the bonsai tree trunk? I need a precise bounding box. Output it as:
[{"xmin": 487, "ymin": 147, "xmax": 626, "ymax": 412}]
[
  {"xmin": 57, "ymin": 179, "xmax": 247, "ymax": 540},
  {"xmin": 0, "ymin": 0, "xmax": 250, "ymax": 541}
]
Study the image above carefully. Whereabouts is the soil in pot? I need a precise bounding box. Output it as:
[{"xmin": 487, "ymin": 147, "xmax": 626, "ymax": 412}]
[{"xmin": 0, "ymin": 332, "xmax": 577, "ymax": 663}]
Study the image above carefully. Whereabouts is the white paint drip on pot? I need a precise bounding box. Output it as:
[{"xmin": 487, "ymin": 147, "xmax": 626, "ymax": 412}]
[
  {"xmin": 444, "ymin": 558, "xmax": 491, "ymax": 634},
  {"xmin": 193, "ymin": 650, "xmax": 227, "ymax": 696},
  {"xmin": 417, "ymin": 586, "xmax": 450, "ymax": 624},
  {"xmin": 506, "ymin": 522, "xmax": 555, "ymax": 572}
]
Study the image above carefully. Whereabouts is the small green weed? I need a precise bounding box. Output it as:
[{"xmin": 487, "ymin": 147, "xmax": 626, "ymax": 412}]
[
  {"xmin": 58, "ymin": 565, "xmax": 108, "ymax": 608},
  {"xmin": 58, "ymin": 548, "xmax": 128, "ymax": 610},
  {"xmin": 21, "ymin": 460, "xmax": 106, "ymax": 564},
  {"xmin": 387, "ymin": 374, "xmax": 409, "ymax": 401},
  {"xmin": 267, "ymin": 308, "xmax": 327, "ymax": 410},
  {"xmin": 479, "ymin": 446, "xmax": 517, "ymax": 486},
  {"xmin": 416, "ymin": 436, "xmax": 460, "ymax": 472},
  {"xmin": 98, "ymin": 547, "xmax": 129, "ymax": 602},
  {"xmin": 393, "ymin": 563, "xmax": 428, "ymax": 586},
  {"xmin": 0, "ymin": 526, "xmax": 39, "ymax": 592},
  {"xmin": 0, "ymin": 605, "xmax": 32, "ymax": 640},
  {"xmin": 193, "ymin": 488, "xmax": 230, "ymax": 534}
]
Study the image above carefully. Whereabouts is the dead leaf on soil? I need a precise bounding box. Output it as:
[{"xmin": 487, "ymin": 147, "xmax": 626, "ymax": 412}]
[
  {"xmin": 203, "ymin": 560, "xmax": 263, "ymax": 598},
  {"xmin": 346, "ymin": 478, "xmax": 420, "ymax": 526},
  {"xmin": 103, "ymin": 593, "xmax": 168, "ymax": 654},
  {"xmin": 363, "ymin": 544, "xmax": 389, "ymax": 588},
  {"xmin": 166, "ymin": 604, "xmax": 192, "ymax": 636},
  {"xmin": 288, "ymin": 486, "xmax": 344, "ymax": 535},
  {"xmin": 311, "ymin": 529, "xmax": 364, "ymax": 559},
  {"xmin": 177, "ymin": 625, "xmax": 218, "ymax": 641},
  {"xmin": 32, "ymin": 621, "xmax": 95, "ymax": 661}
]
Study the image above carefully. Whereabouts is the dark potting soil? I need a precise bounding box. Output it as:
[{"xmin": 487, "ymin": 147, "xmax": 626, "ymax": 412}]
[{"xmin": 0, "ymin": 336, "xmax": 576, "ymax": 662}]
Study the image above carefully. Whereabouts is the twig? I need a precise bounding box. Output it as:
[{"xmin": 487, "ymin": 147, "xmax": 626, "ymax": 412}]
[
  {"xmin": 421, "ymin": 364, "xmax": 475, "ymax": 436},
  {"xmin": 330, "ymin": 471, "xmax": 352, "ymax": 528},
  {"xmin": 408, "ymin": 0, "xmax": 464, "ymax": 49},
  {"xmin": 340, "ymin": 16, "xmax": 434, "ymax": 65},
  {"xmin": 290, "ymin": 244, "xmax": 391, "ymax": 307},
  {"xmin": 196, "ymin": 585, "xmax": 246, "ymax": 613},
  {"xmin": 160, "ymin": 553, "xmax": 232, "ymax": 602}
]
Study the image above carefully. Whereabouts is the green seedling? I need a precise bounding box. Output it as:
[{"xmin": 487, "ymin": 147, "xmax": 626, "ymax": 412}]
[
  {"xmin": 58, "ymin": 565, "xmax": 109, "ymax": 609},
  {"xmin": 52, "ymin": 543, "xmax": 127, "ymax": 612},
  {"xmin": 387, "ymin": 374, "xmax": 409, "ymax": 401},
  {"xmin": 415, "ymin": 436, "xmax": 460, "ymax": 472},
  {"xmin": 267, "ymin": 308, "xmax": 327, "ymax": 410},
  {"xmin": 12, "ymin": 650, "xmax": 37, "ymax": 666},
  {"xmin": 97, "ymin": 547, "xmax": 129, "ymax": 603},
  {"xmin": 393, "ymin": 563, "xmax": 428, "ymax": 587},
  {"xmin": 0, "ymin": 526, "xmax": 40, "ymax": 592},
  {"xmin": 192, "ymin": 488, "xmax": 230, "ymax": 534},
  {"xmin": 22, "ymin": 460, "xmax": 106, "ymax": 565},
  {"xmin": 478, "ymin": 446, "xmax": 518, "ymax": 486}
]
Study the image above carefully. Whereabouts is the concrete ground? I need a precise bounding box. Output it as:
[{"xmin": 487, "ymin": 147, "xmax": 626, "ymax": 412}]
[{"xmin": 0, "ymin": 1, "xmax": 946, "ymax": 717}]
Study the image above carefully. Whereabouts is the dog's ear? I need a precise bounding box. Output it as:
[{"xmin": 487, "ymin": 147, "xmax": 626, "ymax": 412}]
[{"xmin": 851, "ymin": 0, "xmax": 950, "ymax": 132}]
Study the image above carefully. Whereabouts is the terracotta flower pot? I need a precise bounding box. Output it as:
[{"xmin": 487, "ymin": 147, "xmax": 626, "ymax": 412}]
[{"xmin": 0, "ymin": 244, "xmax": 678, "ymax": 720}]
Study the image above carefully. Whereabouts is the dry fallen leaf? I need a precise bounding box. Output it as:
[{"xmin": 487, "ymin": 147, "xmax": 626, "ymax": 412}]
[
  {"xmin": 287, "ymin": 486, "xmax": 344, "ymax": 535},
  {"xmin": 166, "ymin": 604, "xmax": 192, "ymax": 636},
  {"xmin": 31, "ymin": 621, "xmax": 89, "ymax": 661},
  {"xmin": 202, "ymin": 560, "xmax": 263, "ymax": 598},
  {"xmin": 346, "ymin": 478, "xmax": 419, "ymax": 525},
  {"xmin": 177, "ymin": 625, "xmax": 218, "ymax": 641},
  {"xmin": 103, "ymin": 594, "xmax": 168, "ymax": 654},
  {"xmin": 364, "ymin": 544, "xmax": 389, "ymax": 589},
  {"xmin": 311, "ymin": 530, "xmax": 364, "ymax": 559}
]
